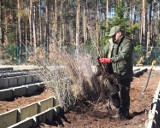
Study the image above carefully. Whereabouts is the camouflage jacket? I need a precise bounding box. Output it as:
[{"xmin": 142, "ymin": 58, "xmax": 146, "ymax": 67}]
[{"xmin": 104, "ymin": 36, "xmax": 133, "ymax": 79}]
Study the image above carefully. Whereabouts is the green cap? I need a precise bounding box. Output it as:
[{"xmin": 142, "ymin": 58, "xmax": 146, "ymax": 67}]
[{"xmin": 108, "ymin": 26, "xmax": 120, "ymax": 37}]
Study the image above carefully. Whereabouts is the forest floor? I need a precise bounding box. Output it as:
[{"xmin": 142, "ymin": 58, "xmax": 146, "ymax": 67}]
[{"xmin": 0, "ymin": 69, "xmax": 160, "ymax": 128}]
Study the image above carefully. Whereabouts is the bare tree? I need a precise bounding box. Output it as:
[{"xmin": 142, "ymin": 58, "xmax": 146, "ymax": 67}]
[
  {"xmin": 146, "ymin": 0, "xmax": 153, "ymax": 57},
  {"xmin": 82, "ymin": 0, "xmax": 87, "ymax": 44},
  {"xmin": 17, "ymin": 0, "xmax": 22, "ymax": 63},
  {"xmin": 96, "ymin": 0, "xmax": 100, "ymax": 48},
  {"xmin": 59, "ymin": 0, "xmax": 65, "ymax": 46},
  {"xmin": 0, "ymin": 0, "xmax": 1, "ymax": 44},
  {"xmin": 52, "ymin": 0, "xmax": 58, "ymax": 43},
  {"xmin": 29, "ymin": 0, "xmax": 32, "ymax": 49},
  {"xmin": 106, "ymin": 0, "xmax": 109, "ymax": 26},
  {"xmin": 0, "ymin": 0, "xmax": 5, "ymax": 45},
  {"xmin": 33, "ymin": 5, "xmax": 36, "ymax": 56},
  {"xmin": 65, "ymin": 0, "xmax": 70, "ymax": 45},
  {"xmin": 39, "ymin": 0, "xmax": 42, "ymax": 46},
  {"xmin": 141, "ymin": 0, "xmax": 146, "ymax": 45},
  {"xmin": 76, "ymin": 0, "xmax": 80, "ymax": 54},
  {"xmin": 45, "ymin": 0, "xmax": 49, "ymax": 59}
]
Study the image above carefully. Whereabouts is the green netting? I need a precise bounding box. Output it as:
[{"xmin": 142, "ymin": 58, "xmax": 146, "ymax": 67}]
[
  {"xmin": 3, "ymin": 44, "xmax": 160, "ymax": 66},
  {"xmin": 134, "ymin": 46, "xmax": 160, "ymax": 65}
]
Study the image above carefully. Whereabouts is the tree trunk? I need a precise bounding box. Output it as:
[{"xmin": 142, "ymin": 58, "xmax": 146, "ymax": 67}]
[
  {"xmin": 53, "ymin": 0, "xmax": 57, "ymax": 43},
  {"xmin": 29, "ymin": 0, "xmax": 32, "ymax": 47},
  {"xmin": 65, "ymin": 0, "xmax": 70, "ymax": 45},
  {"xmin": 1, "ymin": 0, "xmax": 8, "ymax": 47},
  {"xmin": 60, "ymin": 1, "xmax": 64, "ymax": 46},
  {"xmin": 0, "ymin": 0, "xmax": 2, "ymax": 43},
  {"xmin": 61, "ymin": 1, "xmax": 65, "ymax": 45},
  {"xmin": 39, "ymin": 0, "xmax": 42, "ymax": 46},
  {"xmin": 0, "ymin": 0, "xmax": 5, "ymax": 45},
  {"xmin": 25, "ymin": 21, "xmax": 28, "ymax": 59},
  {"xmin": 141, "ymin": 0, "xmax": 146, "ymax": 45},
  {"xmin": 82, "ymin": 0, "xmax": 87, "ymax": 44},
  {"xmin": 17, "ymin": 0, "xmax": 22, "ymax": 63},
  {"xmin": 69, "ymin": 0, "xmax": 75, "ymax": 45},
  {"xmin": 45, "ymin": 0, "xmax": 49, "ymax": 59},
  {"xmin": 96, "ymin": 0, "xmax": 100, "ymax": 48},
  {"xmin": 146, "ymin": 1, "xmax": 152, "ymax": 56},
  {"xmin": 132, "ymin": 0, "xmax": 138, "ymax": 44},
  {"xmin": 106, "ymin": 0, "xmax": 108, "ymax": 27},
  {"xmin": 157, "ymin": 2, "xmax": 160, "ymax": 43},
  {"xmin": 129, "ymin": 0, "xmax": 132, "ymax": 26},
  {"xmin": 133, "ymin": 0, "xmax": 136, "ymax": 24},
  {"xmin": 33, "ymin": 5, "xmax": 36, "ymax": 56},
  {"xmin": 76, "ymin": 0, "xmax": 80, "ymax": 54}
]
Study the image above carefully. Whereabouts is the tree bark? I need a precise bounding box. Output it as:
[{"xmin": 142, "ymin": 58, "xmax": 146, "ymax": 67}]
[
  {"xmin": 45, "ymin": 0, "xmax": 49, "ymax": 59},
  {"xmin": 0, "ymin": 0, "xmax": 1, "ymax": 42},
  {"xmin": 1, "ymin": 0, "xmax": 8, "ymax": 46},
  {"xmin": 29, "ymin": 0, "xmax": 32, "ymax": 47},
  {"xmin": 82, "ymin": 0, "xmax": 87, "ymax": 44},
  {"xmin": 141, "ymin": 0, "xmax": 146, "ymax": 45},
  {"xmin": 65, "ymin": 0, "xmax": 70, "ymax": 45},
  {"xmin": 25, "ymin": 21, "xmax": 28, "ymax": 59},
  {"xmin": 17, "ymin": 0, "xmax": 22, "ymax": 63},
  {"xmin": 96, "ymin": 0, "xmax": 100, "ymax": 48},
  {"xmin": 106, "ymin": 0, "xmax": 108, "ymax": 27},
  {"xmin": 60, "ymin": 0, "xmax": 65, "ymax": 46},
  {"xmin": 76, "ymin": 0, "xmax": 80, "ymax": 54},
  {"xmin": 146, "ymin": 1, "xmax": 152, "ymax": 55},
  {"xmin": 39, "ymin": 0, "xmax": 42, "ymax": 46},
  {"xmin": 61, "ymin": 1, "xmax": 65, "ymax": 45},
  {"xmin": 33, "ymin": 5, "xmax": 36, "ymax": 56},
  {"xmin": 53, "ymin": 0, "xmax": 57, "ymax": 43},
  {"xmin": 0, "ymin": 0, "xmax": 4, "ymax": 45}
]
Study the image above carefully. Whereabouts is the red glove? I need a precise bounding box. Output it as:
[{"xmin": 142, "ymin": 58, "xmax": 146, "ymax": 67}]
[{"xmin": 99, "ymin": 58, "xmax": 112, "ymax": 64}]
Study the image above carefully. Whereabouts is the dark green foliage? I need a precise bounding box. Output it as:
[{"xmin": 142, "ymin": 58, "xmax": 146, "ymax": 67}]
[
  {"xmin": 100, "ymin": 0, "xmax": 139, "ymax": 49},
  {"xmin": 115, "ymin": 0, "xmax": 125, "ymax": 18},
  {"xmin": 82, "ymin": 42, "xmax": 97, "ymax": 55},
  {"xmin": 6, "ymin": 43, "xmax": 16, "ymax": 61},
  {"xmin": 147, "ymin": 0, "xmax": 153, "ymax": 3},
  {"xmin": 133, "ymin": 45, "xmax": 160, "ymax": 65},
  {"xmin": 134, "ymin": 45, "xmax": 143, "ymax": 52},
  {"xmin": 133, "ymin": 45, "xmax": 144, "ymax": 64}
]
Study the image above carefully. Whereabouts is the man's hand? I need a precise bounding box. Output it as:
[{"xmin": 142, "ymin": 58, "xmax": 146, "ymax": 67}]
[
  {"xmin": 97, "ymin": 56, "xmax": 101, "ymax": 61},
  {"xmin": 99, "ymin": 58, "xmax": 112, "ymax": 64}
]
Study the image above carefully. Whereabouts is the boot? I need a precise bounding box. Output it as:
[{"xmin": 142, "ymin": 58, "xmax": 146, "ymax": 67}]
[{"xmin": 121, "ymin": 110, "xmax": 131, "ymax": 120}]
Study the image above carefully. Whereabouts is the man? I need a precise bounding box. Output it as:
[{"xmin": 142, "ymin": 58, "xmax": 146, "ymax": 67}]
[{"xmin": 99, "ymin": 26, "xmax": 133, "ymax": 119}]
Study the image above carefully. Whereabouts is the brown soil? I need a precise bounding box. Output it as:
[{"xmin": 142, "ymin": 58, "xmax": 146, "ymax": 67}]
[
  {"xmin": 40, "ymin": 70, "xmax": 160, "ymax": 128},
  {"xmin": 0, "ymin": 70, "xmax": 160, "ymax": 128},
  {"xmin": 0, "ymin": 88, "xmax": 54, "ymax": 114}
]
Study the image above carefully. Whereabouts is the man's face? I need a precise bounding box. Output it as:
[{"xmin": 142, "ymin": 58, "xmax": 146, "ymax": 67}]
[{"xmin": 112, "ymin": 31, "xmax": 122, "ymax": 42}]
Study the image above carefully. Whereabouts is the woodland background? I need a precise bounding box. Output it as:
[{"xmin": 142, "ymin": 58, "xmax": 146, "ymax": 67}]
[{"xmin": 0, "ymin": 0, "xmax": 160, "ymax": 65}]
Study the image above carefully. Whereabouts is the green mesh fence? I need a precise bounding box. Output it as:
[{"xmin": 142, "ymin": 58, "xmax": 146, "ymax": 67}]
[
  {"xmin": 4, "ymin": 44, "xmax": 160, "ymax": 66},
  {"xmin": 134, "ymin": 46, "xmax": 160, "ymax": 66}
]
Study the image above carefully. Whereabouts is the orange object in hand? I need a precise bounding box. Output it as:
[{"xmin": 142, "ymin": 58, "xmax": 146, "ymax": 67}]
[{"xmin": 99, "ymin": 58, "xmax": 112, "ymax": 64}]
